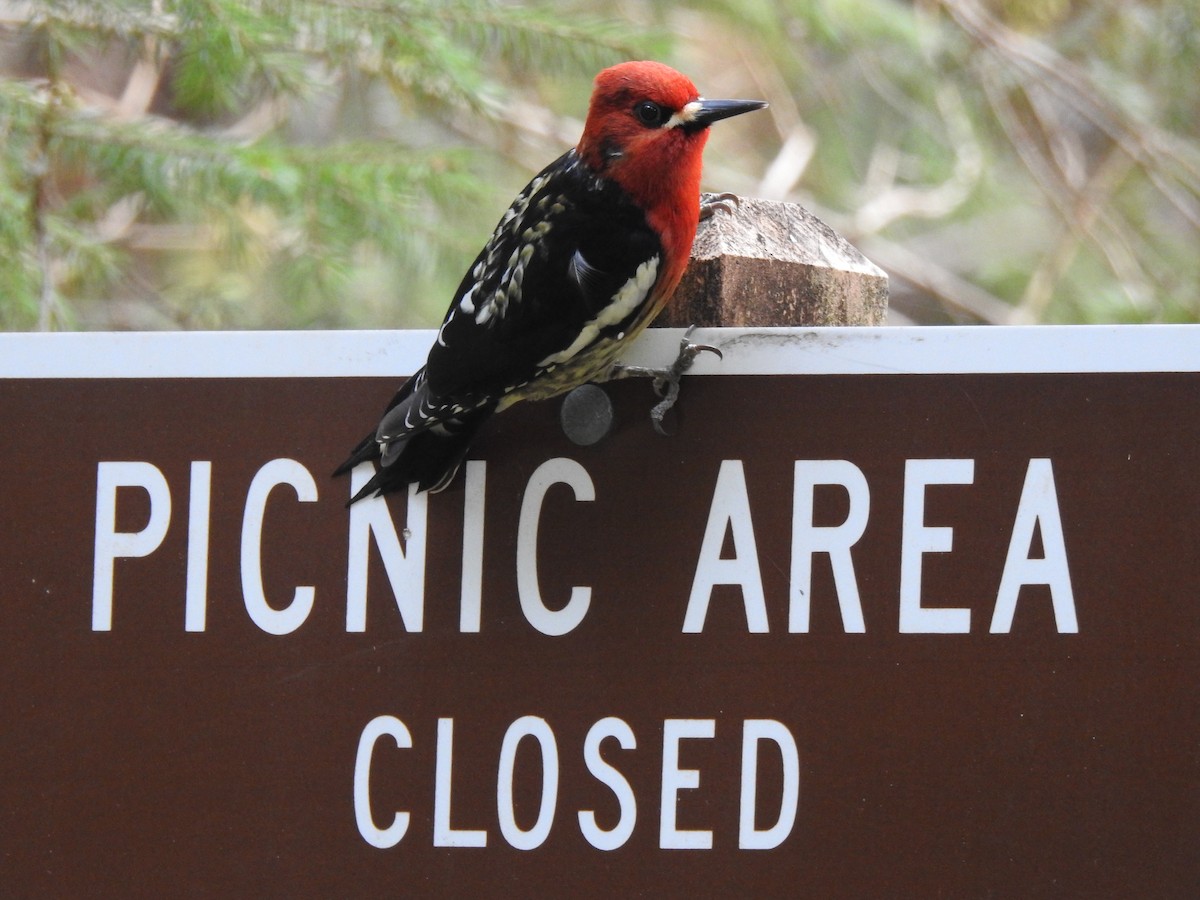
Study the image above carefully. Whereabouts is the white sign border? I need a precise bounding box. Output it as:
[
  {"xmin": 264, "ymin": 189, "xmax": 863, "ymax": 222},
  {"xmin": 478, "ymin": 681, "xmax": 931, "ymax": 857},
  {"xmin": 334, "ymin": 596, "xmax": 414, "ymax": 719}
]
[{"xmin": 1, "ymin": 325, "xmax": 1197, "ymax": 378}]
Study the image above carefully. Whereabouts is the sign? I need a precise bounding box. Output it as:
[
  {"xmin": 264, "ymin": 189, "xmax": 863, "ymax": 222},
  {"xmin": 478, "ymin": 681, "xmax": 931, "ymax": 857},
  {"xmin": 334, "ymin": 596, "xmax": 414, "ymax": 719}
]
[{"xmin": 2, "ymin": 326, "xmax": 1197, "ymax": 894}]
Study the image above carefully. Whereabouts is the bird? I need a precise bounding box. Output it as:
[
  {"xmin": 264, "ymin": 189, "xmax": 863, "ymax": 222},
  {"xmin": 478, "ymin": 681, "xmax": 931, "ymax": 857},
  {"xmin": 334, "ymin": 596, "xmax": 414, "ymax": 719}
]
[{"xmin": 335, "ymin": 60, "xmax": 766, "ymax": 502}]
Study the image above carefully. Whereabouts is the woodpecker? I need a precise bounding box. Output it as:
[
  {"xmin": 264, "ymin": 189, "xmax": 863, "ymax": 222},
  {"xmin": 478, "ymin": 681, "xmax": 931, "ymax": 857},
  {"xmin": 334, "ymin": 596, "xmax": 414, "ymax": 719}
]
[{"xmin": 336, "ymin": 60, "xmax": 766, "ymax": 501}]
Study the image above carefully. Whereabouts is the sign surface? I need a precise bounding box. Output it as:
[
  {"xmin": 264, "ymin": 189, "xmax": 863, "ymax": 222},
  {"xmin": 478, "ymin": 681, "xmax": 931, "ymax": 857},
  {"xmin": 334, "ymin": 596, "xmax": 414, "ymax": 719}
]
[{"xmin": 1, "ymin": 326, "xmax": 1197, "ymax": 895}]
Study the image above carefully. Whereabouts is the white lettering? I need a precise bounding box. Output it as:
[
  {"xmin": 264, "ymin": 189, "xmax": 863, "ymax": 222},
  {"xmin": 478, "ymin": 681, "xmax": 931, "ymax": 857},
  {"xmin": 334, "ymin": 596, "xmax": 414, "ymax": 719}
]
[
  {"xmin": 660, "ymin": 718, "xmax": 715, "ymax": 850},
  {"xmin": 684, "ymin": 461, "xmax": 768, "ymax": 633},
  {"xmin": 241, "ymin": 458, "xmax": 317, "ymax": 635},
  {"xmin": 354, "ymin": 715, "xmax": 411, "ymax": 849},
  {"xmin": 184, "ymin": 461, "xmax": 212, "ymax": 632},
  {"xmin": 899, "ymin": 459, "xmax": 975, "ymax": 633},
  {"xmin": 351, "ymin": 714, "xmax": 800, "ymax": 852},
  {"xmin": 497, "ymin": 716, "xmax": 559, "ymax": 850},
  {"xmin": 790, "ymin": 460, "xmax": 869, "ymax": 633},
  {"xmin": 578, "ymin": 717, "xmax": 637, "ymax": 851},
  {"xmin": 516, "ymin": 458, "xmax": 594, "ymax": 636},
  {"xmin": 92, "ymin": 461, "xmax": 172, "ymax": 631},
  {"xmin": 434, "ymin": 718, "xmax": 487, "ymax": 847},
  {"xmin": 346, "ymin": 465, "xmax": 427, "ymax": 632},
  {"xmin": 991, "ymin": 458, "xmax": 1078, "ymax": 633},
  {"xmin": 739, "ymin": 719, "xmax": 800, "ymax": 849},
  {"xmin": 460, "ymin": 460, "xmax": 487, "ymax": 632}
]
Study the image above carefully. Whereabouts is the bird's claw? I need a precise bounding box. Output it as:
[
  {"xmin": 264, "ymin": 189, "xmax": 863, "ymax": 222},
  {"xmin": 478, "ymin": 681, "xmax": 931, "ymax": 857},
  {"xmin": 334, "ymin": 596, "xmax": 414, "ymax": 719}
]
[
  {"xmin": 699, "ymin": 191, "xmax": 741, "ymax": 222},
  {"xmin": 649, "ymin": 326, "xmax": 723, "ymax": 435},
  {"xmin": 608, "ymin": 326, "xmax": 722, "ymax": 434},
  {"xmin": 649, "ymin": 328, "xmax": 722, "ymax": 397}
]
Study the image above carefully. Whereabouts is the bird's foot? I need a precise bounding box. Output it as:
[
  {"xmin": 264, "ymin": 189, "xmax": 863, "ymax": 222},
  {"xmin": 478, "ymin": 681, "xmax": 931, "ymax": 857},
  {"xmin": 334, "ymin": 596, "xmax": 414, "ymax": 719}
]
[
  {"xmin": 613, "ymin": 325, "xmax": 722, "ymax": 435},
  {"xmin": 699, "ymin": 191, "xmax": 741, "ymax": 222}
]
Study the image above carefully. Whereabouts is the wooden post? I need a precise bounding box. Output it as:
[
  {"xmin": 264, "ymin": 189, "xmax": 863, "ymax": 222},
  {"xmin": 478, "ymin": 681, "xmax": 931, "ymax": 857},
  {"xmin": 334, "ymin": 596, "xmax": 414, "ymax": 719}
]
[
  {"xmin": 658, "ymin": 196, "xmax": 888, "ymax": 328},
  {"xmin": 562, "ymin": 197, "xmax": 888, "ymax": 444}
]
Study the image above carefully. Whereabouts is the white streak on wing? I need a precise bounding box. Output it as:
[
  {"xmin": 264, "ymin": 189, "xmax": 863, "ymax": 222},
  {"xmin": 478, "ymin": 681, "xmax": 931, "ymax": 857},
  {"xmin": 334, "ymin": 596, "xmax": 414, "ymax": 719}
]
[
  {"xmin": 537, "ymin": 255, "xmax": 660, "ymax": 368},
  {"xmin": 459, "ymin": 285, "xmax": 477, "ymax": 315},
  {"xmin": 475, "ymin": 221, "xmax": 546, "ymax": 326}
]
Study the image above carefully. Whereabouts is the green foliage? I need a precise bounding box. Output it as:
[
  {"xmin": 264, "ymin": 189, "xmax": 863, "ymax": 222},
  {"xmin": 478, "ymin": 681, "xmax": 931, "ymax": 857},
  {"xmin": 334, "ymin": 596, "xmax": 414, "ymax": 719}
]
[
  {"xmin": 0, "ymin": 0, "xmax": 647, "ymax": 329},
  {"xmin": 688, "ymin": 0, "xmax": 1200, "ymax": 323},
  {"xmin": 1, "ymin": 0, "xmax": 1196, "ymax": 329}
]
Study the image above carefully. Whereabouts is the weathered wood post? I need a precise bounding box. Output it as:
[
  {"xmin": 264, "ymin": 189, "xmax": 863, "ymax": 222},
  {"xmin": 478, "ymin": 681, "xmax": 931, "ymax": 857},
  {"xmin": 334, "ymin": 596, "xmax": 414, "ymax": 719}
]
[
  {"xmin": 560, "ymin": 198, "xmax": 887, "ymax": 444},
  {"xmin": 660, "ymin": 196, "xmax": 888, "ymax": 328}
]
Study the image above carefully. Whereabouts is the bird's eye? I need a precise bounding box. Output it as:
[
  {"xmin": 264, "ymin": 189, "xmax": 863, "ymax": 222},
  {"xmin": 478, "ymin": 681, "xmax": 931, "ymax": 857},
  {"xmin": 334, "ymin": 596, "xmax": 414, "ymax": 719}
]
[{"xmin": 633, "ymin": 100, "xmax": 667, "ymax": 127}]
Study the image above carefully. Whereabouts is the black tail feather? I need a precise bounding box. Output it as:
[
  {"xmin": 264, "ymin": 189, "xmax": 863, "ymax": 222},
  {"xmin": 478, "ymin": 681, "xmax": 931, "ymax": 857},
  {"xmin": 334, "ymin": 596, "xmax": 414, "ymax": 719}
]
[
  {"xmin": 337, "ymin": 403, "xmax": 495, "ymax": 505},
  {"xmin": 332, "ymin": 432, "xmax": 380, "ymax": 479}
]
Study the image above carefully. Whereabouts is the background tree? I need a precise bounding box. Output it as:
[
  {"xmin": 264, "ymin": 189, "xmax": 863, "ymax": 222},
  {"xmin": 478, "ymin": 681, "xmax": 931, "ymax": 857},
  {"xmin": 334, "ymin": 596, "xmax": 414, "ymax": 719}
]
[
  {"xmin": 0, "ymin": 0, "xmax": 650, "ymax": 328},
  {"xmin": 1, "ymin": 0, "xmax": 1197, "ymax": 329}
]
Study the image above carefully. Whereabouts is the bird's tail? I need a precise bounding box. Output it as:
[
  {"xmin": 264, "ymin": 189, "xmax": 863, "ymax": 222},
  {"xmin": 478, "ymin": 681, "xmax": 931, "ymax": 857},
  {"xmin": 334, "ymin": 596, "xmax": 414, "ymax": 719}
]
[{"xmin": 334, "ymin": 404, "xmax": 495, "ymax": 504}]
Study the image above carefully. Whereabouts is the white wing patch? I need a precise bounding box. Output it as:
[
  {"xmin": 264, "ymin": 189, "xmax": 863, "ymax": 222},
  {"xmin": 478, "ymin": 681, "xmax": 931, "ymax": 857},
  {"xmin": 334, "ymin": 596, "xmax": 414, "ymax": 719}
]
[
  {"xmin": 472, "ymin": 179, "xmax": 561, "ymax": 327},
  {"xmin": 458, "ymin": 284, "xmax": 477, "ymax": 315},
  {"xmin": 536, "ymin": 255, "xmax": 660, "ymax": 368},
  {"xmin": 476, "ymin": 245, "xmax": 528, "ymax": 326}
]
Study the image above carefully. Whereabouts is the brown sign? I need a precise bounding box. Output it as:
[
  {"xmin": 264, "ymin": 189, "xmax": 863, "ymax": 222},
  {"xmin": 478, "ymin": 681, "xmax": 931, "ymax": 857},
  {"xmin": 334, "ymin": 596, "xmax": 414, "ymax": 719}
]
[{"xmin": 1, "ymin": 328, "xmax": 1196, "ymax": 894}]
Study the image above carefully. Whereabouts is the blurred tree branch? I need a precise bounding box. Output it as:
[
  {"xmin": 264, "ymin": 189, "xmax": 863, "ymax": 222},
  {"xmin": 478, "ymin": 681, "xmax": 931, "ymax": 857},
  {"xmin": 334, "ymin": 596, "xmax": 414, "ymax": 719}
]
[
  {"xmin": 1, "ymin": 0, "xmax": 1197, "ymax": 328},
  {"xmin": 701, "ymin": 0, "xmax": 1199, "ymax": 324},
  {"xmin": 936, "ymin": 0, "xmax": 1199, "ymax": 321},
  {"xmin": 0, "ymin": 0, "xmax": 650, "ymax": 330}
]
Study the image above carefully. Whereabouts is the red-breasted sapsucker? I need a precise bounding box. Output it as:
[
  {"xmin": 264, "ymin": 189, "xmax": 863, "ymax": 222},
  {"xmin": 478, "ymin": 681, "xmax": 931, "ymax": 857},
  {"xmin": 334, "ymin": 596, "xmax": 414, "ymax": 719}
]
[{"xmin": 336, "ymin": 60, "xmax": 766, "ymax": 501}]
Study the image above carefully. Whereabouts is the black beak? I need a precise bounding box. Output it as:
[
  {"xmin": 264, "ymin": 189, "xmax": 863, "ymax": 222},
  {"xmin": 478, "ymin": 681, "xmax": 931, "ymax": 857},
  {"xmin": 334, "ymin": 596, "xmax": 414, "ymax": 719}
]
[{"xmin": 691, "ymin": 98, "xmax": 768, "ymax": 127}]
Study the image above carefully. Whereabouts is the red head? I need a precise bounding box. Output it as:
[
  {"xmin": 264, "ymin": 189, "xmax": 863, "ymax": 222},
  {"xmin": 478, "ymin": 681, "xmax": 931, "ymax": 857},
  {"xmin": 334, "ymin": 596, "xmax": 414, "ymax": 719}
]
[{"xmin": 577, "ymin": 61, "xmax": 765, "ymax": 293}]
